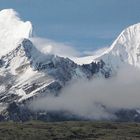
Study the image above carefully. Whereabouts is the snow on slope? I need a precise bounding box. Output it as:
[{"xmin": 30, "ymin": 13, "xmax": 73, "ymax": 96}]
[
  {"xmin": 72, "ymin": 23, "xmax": 140, "ymax": 71},
  {"xmin": 70, "ymin": 47, "xmax": 108, "ymax": 65},
  {"xmin": 1, "ymin": 8, "xmax": 140, "ymax": 105},
  {"xmin": 96, "ymin": 23, "xmax": 140, "ymax": 70},
  {"xmin": 0, "ymin": 9, "xmax": 56, "ymax": 103},
  {"xmin": 0, "ymin": 9, "xmax": 91, "ymax": 103},
  {"xmin": 0, "ymin": 9, "xmax": 32, "ymax": 57}
]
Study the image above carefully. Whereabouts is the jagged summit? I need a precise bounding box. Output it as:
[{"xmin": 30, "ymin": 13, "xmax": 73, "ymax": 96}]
[
  {"xmin": 0, "ymin": 38, "xmax": 59, "ymax": 75},
  {"xmin": 0, "ymin": 9, "xmax": 32, "ymax": 57}
]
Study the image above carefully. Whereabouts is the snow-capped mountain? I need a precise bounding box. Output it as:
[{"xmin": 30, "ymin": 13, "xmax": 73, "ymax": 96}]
[
  {"xmin": 0, "ymin": 9, "xmax": 140, "ymax": 121},
  {"xmin": 0, "ymin": 9, "xmax": 107, "ymax": 115},
  {"xmin": 0, "ymin": 37, "xmax": 106, "ymax": 104},
  {"xmin": 73, "ymin": 23, "xmax": 140, "ymax": 72},
  {"xmin": 96, "ymin": 23, "xmax": 140, "ymax": 71}
]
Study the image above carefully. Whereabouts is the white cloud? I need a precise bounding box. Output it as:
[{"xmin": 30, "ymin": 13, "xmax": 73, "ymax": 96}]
[
  {"xmin": 29, "ymin": 64, "xmax": 140, "ymax": 120},
  {"xmin": 30, "ymin": 37, "xmax": 80, "ymax": 57}
]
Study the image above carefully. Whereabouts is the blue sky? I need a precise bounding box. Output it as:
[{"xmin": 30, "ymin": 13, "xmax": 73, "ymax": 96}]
[{"xmin": 0, "ymin": 0, "xmax": 140, "ymax": 51}]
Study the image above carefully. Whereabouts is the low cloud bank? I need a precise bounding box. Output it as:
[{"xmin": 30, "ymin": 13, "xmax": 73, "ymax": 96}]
[{"xmin": 29, "ymin": 63, "xmax": 140, "ymax": 120}]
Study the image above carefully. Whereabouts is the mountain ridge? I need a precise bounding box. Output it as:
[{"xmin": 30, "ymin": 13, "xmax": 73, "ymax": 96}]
[
  {"xmin": 72, "ymin": 23, "xmax": 140, "ymax": 70},
  {"xmin": 0, "ymin": 9, "xmax": 139, "ymax": 121}
]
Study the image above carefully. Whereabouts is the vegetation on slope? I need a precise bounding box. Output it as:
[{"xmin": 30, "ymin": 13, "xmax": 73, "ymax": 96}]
[{"xmin": 0, "ymin": 121, "xmax": 139, "ymax": 140}]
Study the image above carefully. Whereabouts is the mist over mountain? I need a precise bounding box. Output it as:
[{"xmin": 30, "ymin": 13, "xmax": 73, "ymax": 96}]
[{"xmin": 0, "ymin": 9, "xmax": 140, "ymax": 121}]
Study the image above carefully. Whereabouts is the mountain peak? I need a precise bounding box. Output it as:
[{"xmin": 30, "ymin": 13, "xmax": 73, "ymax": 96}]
[
  {"xmin": 111, "ymin": 22, "xmax": 140, "ymax": 49},
  {"xmin": 91, "ymin": 23, "xmax": 140, "ymax": 70},
  {"xmin": 72, "ymin": 23, "xmax": 140, "ymax": 71},
  {"xmin": 0, "ymin": 9, "xmax": 32, "ymax": 57}
]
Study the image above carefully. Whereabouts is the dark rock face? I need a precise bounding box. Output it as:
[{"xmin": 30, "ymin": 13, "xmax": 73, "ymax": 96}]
[
  {"xmin": 0, "ymin": 102, "xmax": 85, "ymax": 122},
  {"xmin": 2, "ymin": 102, "xmax": 140, "ymax": 122},
  {"xmin": 1, "ymin": 102, "xmax": 35, "ymax": 122},
  {"xmin": 115, "ymin": 109, "xmax": 140, "ymax": 122}
]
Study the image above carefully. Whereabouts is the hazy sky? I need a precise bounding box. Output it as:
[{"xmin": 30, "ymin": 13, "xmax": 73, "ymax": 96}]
[{"xmin": 0, "ymin": 0, "xmax": 140, "ymax": 51}]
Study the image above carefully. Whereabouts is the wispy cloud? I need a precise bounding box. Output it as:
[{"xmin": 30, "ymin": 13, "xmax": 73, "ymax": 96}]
[{"xmin": 30, "ymin": 37, "xmax": 80, "ymax": 57}]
